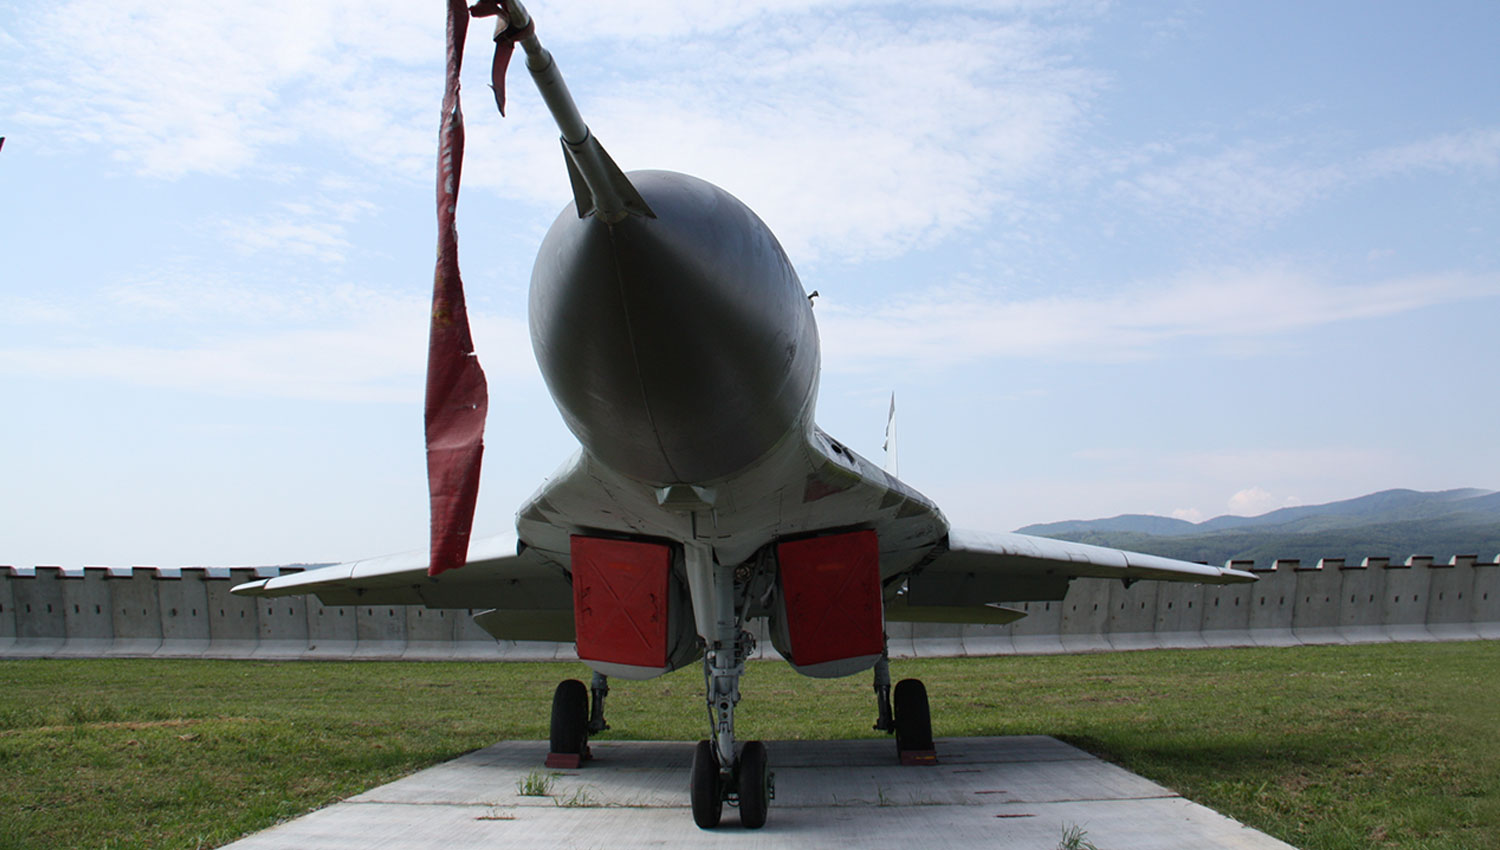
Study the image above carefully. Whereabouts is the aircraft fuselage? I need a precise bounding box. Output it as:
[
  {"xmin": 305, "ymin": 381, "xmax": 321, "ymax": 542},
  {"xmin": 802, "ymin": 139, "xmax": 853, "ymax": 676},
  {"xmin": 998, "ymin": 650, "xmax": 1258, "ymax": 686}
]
[
  {"xmin": 531, "ymin": 170, "xmax": 821, "ymax": 485},
  {"xmin": 520, "ymin": 170, "xmax": 948, "ymax": 680}
]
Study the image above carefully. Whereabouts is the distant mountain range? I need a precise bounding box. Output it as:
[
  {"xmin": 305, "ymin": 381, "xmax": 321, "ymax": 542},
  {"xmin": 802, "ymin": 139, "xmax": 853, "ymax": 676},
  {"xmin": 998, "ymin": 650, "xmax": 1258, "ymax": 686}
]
[{"xmin": 1015, "ymin": 488, "xmax": 1500, "ymax": 567}]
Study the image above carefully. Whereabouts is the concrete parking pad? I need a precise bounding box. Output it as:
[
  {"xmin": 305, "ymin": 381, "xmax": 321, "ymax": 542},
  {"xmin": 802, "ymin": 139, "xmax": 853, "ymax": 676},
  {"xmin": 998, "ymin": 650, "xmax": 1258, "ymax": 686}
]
[{"xmin": 221, "ymin": 736, "xmax": 1298, "ymax": 850}]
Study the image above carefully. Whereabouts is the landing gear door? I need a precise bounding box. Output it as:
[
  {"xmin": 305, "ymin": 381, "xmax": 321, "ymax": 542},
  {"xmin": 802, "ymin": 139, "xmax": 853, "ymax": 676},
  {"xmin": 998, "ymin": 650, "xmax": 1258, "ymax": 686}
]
[{"xmin": 771, "ymin": 530, "xmax": 885, "ymax": 678}]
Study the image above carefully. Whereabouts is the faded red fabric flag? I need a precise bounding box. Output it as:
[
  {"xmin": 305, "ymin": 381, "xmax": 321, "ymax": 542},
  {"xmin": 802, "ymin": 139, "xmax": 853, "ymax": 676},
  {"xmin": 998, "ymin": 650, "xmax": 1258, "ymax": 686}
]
[
  {"xmin": 468, "ymin": 0, "xmax": 533, "ymax": 116},
  {"xmin": 425, "ymin": 0, "xmax": 489, "ymax": 576}
]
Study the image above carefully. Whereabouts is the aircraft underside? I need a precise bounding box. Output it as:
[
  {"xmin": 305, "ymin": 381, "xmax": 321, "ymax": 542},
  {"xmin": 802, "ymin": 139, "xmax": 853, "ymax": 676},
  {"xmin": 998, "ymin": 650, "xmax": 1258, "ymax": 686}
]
[{"xmin": 514, "ymin": 428, "xmax": 950, "ymax": 827}]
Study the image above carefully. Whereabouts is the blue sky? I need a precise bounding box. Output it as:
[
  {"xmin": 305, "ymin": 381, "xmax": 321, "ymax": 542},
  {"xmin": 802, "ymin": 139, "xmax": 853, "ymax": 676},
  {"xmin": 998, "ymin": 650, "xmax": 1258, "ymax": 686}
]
[{"xmin": 3, "ymin": 1, "xmax": 1497, "ymax": 568}]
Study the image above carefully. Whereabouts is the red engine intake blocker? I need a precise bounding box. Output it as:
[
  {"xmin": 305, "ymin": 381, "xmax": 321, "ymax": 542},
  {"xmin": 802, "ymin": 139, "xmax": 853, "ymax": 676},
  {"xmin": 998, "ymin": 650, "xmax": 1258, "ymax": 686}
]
[
  {"xmin": 570, "ymin": 536, "xmax": 671, "ymax": 670},
  {"xmin": 777, "ymin": 530, "xmax": 883, "ymax": 667}
]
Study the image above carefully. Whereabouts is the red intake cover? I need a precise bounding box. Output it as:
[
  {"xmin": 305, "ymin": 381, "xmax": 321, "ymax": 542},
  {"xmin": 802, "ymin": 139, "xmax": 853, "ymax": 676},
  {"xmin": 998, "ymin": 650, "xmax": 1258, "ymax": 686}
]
[
  {"xmin": 777, "ymin": 530, "xmax": 883, "ymax": 666},
  {"xmin": 571, "ymin": 537, "xmax": 671, "ymax": 669}
]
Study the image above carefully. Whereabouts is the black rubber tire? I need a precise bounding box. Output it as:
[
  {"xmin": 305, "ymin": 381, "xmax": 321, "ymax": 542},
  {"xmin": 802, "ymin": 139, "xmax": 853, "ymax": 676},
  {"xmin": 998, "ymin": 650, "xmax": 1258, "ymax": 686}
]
[
  {"xmin": 893, "ymin": 678, "xmax": 933, "ymax": 752},
  {"xmin": 738, "ymin": 740, "xmax": 770, "ymax": 829},
  {"xmin": 690, "ymin": 739, "xmax": 723, "ymax": 828},
  {"xmin": 550, "ymin": 679, "xmax": 588, "ymax": 755}
]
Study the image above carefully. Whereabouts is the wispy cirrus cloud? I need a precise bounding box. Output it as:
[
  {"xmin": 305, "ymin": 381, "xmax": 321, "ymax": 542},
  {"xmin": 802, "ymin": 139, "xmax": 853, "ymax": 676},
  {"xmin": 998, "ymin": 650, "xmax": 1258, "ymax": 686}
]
[
  {"xmin": 7, "ymin": 1, "xmax": 1104, "ymax": 264},
  {"xmin": 457, "ymin": 3, "xmax": 1106, "ymax": 262},
  {"xmin": 1111, "ymin": 127, "xmax": 1500, "ymax": 232},
  {"xmin": 1112, "ymin": 142, "xmax": 1346, "ymax": 229},
  {"xmin": 0, "ymin": 277, "xmax": 534, "ymax": 402},
  {"xmin": 1362, "ymin": 128, "xmax": 1500, "ymax": 175},
  {"xmin": 218, "ymin": 195, "xmax": 377, "ymax": 262},
  {"xmin": 0, "ymin": 304, "xmax": 533, "ymax": 403},
  {"xmin": 219, "ymin": 216, "xmax": 352, "ymax": 263},
  {"xmin": 817, "ymin": 267, "xmax": 1500, "ymax": 370},
  {"xmin": 5, "ymin": 0, "xmax": 437, "ymax": 178}
]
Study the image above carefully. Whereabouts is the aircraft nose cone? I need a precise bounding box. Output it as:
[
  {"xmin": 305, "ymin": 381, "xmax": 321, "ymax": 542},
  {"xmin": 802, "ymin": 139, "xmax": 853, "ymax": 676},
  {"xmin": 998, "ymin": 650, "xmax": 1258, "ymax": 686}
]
[{"xmin": 530, "ymin": 171, "xmax": 819, "ymax": 485}]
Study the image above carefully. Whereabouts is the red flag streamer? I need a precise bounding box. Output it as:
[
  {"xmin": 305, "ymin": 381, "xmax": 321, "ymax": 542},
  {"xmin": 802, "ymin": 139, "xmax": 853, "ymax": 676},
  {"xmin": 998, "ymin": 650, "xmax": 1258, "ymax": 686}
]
[
  {"xmin": 469, "ymin": 1, "xmax": 534, "ymax": 116},
  {"xmin": 425, "ymin": 0, "xmax": 490, "ymax": 577}
]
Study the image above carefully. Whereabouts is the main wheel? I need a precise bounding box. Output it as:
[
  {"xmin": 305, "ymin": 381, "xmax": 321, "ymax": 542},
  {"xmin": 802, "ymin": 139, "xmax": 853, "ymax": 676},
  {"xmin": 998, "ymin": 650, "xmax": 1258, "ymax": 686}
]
[
  {"xmin": 893, "ymin": 678, "xmax": 933, "ymax": 752},
  {"xmin": 737, "ymin": 740, "xmax": 770, "ymax": 829},
  {"xmin": 690, "ymin": 739, "xmax": 723, "ymax": 828},
  {"xmin": 550, "ymin": 679, "xmax": 589, "ymax": 756}
]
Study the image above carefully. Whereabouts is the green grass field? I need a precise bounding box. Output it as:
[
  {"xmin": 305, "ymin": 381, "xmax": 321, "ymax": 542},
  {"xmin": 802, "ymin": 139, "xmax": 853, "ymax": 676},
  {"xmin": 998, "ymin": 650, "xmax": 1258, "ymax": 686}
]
[{"xmin": 1, "ymin": 642, "xmax": 1495, "ymax": 849}]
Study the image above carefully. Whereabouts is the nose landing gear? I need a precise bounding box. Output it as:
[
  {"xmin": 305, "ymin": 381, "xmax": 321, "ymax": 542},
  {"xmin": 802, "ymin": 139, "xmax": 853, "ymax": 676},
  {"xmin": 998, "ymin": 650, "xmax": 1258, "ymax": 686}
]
[
  {"xmin": 683, "ymin": 542, "xmax": 780, "ymax": 829},
  {"xmin": 689, "ymin": 626, "xmax": 775, "ymax": 829}
]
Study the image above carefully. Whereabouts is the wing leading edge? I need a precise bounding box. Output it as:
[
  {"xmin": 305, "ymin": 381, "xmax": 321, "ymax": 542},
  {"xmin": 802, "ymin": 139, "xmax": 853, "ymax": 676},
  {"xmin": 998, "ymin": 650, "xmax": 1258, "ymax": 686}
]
[
  {"xmin": 904, "ymin": 528, "xmax": 1256, "ymax": 608},
  {"xmin": 230, "ymin": 533, "xmax": 570, "ymax": 610},
  {"xmin": 231, "ymin": 527, "xmax": 1254, "ymax": 625}
]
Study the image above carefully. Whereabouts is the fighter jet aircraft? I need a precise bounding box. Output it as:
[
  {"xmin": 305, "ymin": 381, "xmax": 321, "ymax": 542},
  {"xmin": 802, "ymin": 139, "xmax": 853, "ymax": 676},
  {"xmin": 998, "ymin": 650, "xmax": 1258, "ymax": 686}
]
[{"xmin": 234, "ymin": 0, "xmax": 1256, "ymax": 830}]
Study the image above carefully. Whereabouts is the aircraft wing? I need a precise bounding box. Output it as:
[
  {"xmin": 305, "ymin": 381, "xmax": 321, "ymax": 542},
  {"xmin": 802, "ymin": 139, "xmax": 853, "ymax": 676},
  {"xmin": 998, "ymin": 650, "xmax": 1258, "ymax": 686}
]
[
  {"xmin": 229, "ymin": 533, "xmax": 571, "ymax": 610},
  {"xmin": 904, "ymin": 528, "xmax": 1256, "ymax": 606}
]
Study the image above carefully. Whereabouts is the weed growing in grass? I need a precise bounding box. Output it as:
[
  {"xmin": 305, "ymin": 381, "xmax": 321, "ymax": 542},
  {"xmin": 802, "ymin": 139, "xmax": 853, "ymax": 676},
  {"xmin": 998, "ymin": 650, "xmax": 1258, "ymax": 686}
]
[
  {"xmin": 1058, "ymin": 822, "xmax": 1100, "ymax": 850},
  {"xmin": 65, "ymin": 702, "xmax": 121, "ymax": 724},
  {"xmin": 515, "ymin": 770, "xmax": 555, "ymax": 796}
]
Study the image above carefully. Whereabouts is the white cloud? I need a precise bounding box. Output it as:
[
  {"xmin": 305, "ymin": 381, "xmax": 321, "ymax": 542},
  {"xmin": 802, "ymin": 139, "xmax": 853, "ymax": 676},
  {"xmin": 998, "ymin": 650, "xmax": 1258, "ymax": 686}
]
[
  {"xmin": 0, "ymin": 283, "xmax": 535, "ymax": 402},
  {"xmin": 1226, "ymin": 486, "xmax": 1299, "ymax": 517},
  {"xmin": 221, "ymin": 216, "xmax": 352, "ymax": 262},
  {"xmin": 1113, "ymin": 128, "xmax": 1500, "ymax": 232},
  {"xmin": 7, "ymin": 1, "xmax": 1102, "ymax": 263},
  {"xmin": 1363, "ymin": 128, "xmax": 1500, "ymax": 175},
  {"xmin": 6, "ymin": 0, "xmax": 438, "ymax": 177},
  {"xmin": 817, "ymin": 267, "xmax": 1500, "ymax": 370},
  {"xmin": 217, "ymin": 195, "xmax": 376, "ymax": 262},
  {"xmin": 10, "ymin": 1, "xmax": 1497, "ymax": 267},
  {"xmin": 0, "ymin": 296, "xmax": 76, "ymax": 326},
  {"xmin": 1115, "ymin": 142, "xmax": 1345, "ymax": 229},
  {"xmin": 929, "ymin": 443, "xmax": 1406, "ymax": 533},
  {"xmin": 1173, "ymin": 448, "xmax": 1390, "ymax": 485},
  {"xmin": 102, "ymin": 276, "xmax": 294, "ymax": 324},
  {"xmin": 457, "ymin": 4, "xmax": 1103, "ymax": 262}
]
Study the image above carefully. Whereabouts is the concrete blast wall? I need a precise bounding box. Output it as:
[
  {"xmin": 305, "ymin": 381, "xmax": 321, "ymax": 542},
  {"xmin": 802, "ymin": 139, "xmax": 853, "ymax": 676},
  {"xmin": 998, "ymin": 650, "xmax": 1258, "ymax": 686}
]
[
  {"xmin": 0, "ymin": 567, "xmax": 554, "ymax": 661},
  {"xmin": 2, "ymin": 556, "xmax": 1497, "ymax": 661}
]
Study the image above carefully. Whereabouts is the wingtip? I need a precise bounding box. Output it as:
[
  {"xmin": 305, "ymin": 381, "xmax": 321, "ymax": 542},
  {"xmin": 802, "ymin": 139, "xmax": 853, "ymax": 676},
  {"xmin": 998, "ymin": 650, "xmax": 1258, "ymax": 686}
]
[{"xmin": 230, "ymin": 578, "xmax": 270, "ymax": 597}]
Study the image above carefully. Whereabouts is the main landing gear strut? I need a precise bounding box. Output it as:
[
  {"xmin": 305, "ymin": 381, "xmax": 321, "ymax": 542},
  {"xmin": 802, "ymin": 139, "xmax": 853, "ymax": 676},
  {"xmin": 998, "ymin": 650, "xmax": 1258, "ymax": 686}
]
[
  {"xmin": 691, "ymin": 629, "xmax": 774, "ymax": 828},
  {"xmin": 875, "ymin": 653, "xmax": 936, "ymax": 765}
]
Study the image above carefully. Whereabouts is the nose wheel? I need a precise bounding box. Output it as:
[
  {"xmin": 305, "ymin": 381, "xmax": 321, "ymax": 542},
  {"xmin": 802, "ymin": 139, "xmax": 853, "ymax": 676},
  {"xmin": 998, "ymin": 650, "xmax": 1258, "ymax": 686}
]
[
  {"xmin": 736, "ymin": 740, "xmax": 772, "ymax": 829},
  {"xmin": 690, "ymin": 739, "xmax": 773, "ymax": 829},
  {"xmin": 690, "ymin": 740, "xmax": 722, "ymax": 828}
]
